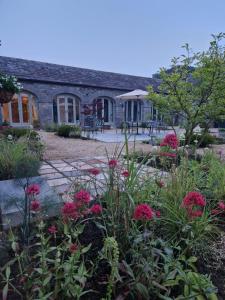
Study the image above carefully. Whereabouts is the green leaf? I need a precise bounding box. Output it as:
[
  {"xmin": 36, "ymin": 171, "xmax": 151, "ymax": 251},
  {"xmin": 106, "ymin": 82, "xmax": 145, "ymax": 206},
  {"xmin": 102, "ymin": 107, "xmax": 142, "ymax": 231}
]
[{"xmin": 2, "ymin": 284, "xmax": 8, "ymax": 300}]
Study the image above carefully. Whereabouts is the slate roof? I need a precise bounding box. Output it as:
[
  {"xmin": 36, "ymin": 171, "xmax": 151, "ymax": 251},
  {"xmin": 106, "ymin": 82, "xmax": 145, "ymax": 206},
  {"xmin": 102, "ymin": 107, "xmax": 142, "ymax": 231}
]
[{"xmin": 0, "ymin": 56, "xmax": 159, "ymax": 91}]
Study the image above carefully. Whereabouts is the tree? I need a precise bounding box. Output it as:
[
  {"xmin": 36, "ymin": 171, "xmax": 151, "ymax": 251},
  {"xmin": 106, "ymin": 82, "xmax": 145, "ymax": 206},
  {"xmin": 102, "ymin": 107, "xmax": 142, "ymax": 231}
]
[{"xmin": 148, "ymin": 33, "xmax": 225, "ymax": 145}]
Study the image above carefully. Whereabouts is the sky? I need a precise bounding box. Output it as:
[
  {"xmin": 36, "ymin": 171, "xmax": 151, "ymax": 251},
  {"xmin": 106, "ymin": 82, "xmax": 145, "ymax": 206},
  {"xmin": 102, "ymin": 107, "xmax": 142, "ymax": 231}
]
[{"xmin": 0, "ymin": 0, "xmax": 224, "ymax": 77}]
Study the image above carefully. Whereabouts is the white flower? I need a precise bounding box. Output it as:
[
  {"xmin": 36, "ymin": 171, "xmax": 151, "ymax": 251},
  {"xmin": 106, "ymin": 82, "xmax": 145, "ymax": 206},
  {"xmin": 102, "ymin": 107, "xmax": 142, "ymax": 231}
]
[{"xmin": 7, "ymin": 134, "xmax": 13, "ymax": 140}]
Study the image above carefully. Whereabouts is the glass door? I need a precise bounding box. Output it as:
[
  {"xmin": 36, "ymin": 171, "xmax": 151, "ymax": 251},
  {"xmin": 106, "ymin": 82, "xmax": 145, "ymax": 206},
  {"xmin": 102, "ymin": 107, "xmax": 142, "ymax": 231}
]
[{"xmin": 57, "ymin": 95, "xmax": 79, "ymax": 124}]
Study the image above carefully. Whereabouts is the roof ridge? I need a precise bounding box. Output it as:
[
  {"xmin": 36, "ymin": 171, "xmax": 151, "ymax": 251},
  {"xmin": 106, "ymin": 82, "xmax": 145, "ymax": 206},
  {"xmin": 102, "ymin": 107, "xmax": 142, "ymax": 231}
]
[{"xmin": 0, "ymin": 56, "xmax": 153, "ymax": 80}]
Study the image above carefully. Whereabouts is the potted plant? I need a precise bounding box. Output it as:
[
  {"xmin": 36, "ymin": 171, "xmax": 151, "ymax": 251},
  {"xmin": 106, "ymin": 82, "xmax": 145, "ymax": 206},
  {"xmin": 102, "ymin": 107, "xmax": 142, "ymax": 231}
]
[{"xmin": 0, "ymin": 73, "xmax": 22, "ymax": 104}]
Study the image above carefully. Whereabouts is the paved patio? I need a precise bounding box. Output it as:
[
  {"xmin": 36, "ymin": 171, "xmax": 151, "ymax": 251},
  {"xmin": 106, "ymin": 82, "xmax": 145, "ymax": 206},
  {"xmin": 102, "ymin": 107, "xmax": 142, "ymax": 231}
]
[{"xmin": 39, "ymin": 156, "xmax": 166, "ymax": 196}]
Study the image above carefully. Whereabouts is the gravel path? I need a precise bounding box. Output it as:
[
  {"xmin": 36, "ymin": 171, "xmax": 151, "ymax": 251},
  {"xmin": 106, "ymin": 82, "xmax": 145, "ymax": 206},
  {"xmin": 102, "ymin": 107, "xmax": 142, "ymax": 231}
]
[{"xmin": 39, "ymin": 131, "xmax": 152, "ymax": 160}]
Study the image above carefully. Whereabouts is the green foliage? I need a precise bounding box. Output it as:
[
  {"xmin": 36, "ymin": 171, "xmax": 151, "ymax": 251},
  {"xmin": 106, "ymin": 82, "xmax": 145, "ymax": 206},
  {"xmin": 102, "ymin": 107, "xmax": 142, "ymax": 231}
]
[
  {"xmin": 148, "ymin": 33, "xmax": 225, "ymax": 145},
  {"xmin": 44, "ymin": 122, "xmax": 58, "ymax": 132},
  {"xmin": 190, "ymin": 133, "xmax": 216, "ymax": 147},
  {"xmin": 2, "ymin": 127, "xmax": 39, "ymax": 139},
  {"xmin": 57, "ymin": 124, "xmax": 81, "ymax": 138},
  {"xmin": 0, "ymin": 140, "xmax": 41, "ymax": 180},
  {"xmin": 0, "ymin": 73, "xmax": 22, "ymax": 93}
]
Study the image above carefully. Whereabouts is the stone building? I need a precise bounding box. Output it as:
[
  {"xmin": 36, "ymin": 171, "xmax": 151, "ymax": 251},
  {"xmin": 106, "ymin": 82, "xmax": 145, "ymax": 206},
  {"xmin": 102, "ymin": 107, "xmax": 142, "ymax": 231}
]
[{"xmin": 0, "ymin": 56, "xmax": 160, "ymax": 128}]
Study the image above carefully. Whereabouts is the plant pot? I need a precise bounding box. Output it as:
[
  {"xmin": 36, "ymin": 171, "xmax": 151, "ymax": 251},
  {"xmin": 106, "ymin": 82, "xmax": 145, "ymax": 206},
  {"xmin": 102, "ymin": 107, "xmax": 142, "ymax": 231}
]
[{"xmin": 0, "ymin": 89, "xmax": 14, "ymax": 104}]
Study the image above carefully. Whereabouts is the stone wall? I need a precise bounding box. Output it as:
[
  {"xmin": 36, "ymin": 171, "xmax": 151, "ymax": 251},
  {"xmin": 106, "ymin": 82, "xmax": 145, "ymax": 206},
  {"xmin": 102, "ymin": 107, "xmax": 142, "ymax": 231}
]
[{"xmin": 10, "ymin": 80, "xmax": 153, "ymax": 128}]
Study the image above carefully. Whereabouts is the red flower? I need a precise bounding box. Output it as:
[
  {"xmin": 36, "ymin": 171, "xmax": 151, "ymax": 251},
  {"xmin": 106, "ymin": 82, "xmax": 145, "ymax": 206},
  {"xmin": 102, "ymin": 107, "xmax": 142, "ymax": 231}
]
[
  {"xmin": 26, "ymin": 184, "xmax": 40, "ymax": 195},
  {"xmin": 61, "ymin": 202, "xmax": 79, "ymax": 220},
  {"xmin": 155, "ymin": 210, "xmax": 161, "ymax": 218},
  {"xmin": 69, "ymin": 243, "xmax": 78, "ymax": 254},
  {"xmin": 160, "ymin": 134, "xmax": 179, "ymax": 149},
  {"xmin": 122, "ymin": 170, "xmax": 129, "ymax": 177},
  {"xmin": 160, "ymin": 152, "xmax": 177, "ymax": 158},
  {"xmin": 156, "ymin": 180, "xmax": 164, "ymax": 188},
  {"xmin": 133, "ymin": 204, "xmax": 153, "ymax": 221},
  {"xmin": 89, "ymin": 168, "xmax": 101, "ymax": 176},
  {"xmin": 48, "ymin": 225, "xmax": 57, "ymax": 234},
  {"xmin": 30, "ymin": 200, "xmax": 41, "ymax": 212},
  {"xmin": 188, "ymin": 209, "xmax": 203, "ymax": 218},
  {"xmin": 90, "ymin": 204, "xmax": 102, "ymax": 214},
  {"xmin": 218, "ymin": 201, "xmax": 225, "ymax": 210},
  {"xmin": 74, "ymin": 189, "xmax": 91, "ymax": 204},
  {"xmin": 182, "ymin": 191, "xmax": 206, "ymax": 208},
  {"xmin": 108, "ymin": 159, "xmax": 118, "ymax": 168},
  {"xmin": 211, "ymin": 209, "xmax": 221, "ymax": 215}
]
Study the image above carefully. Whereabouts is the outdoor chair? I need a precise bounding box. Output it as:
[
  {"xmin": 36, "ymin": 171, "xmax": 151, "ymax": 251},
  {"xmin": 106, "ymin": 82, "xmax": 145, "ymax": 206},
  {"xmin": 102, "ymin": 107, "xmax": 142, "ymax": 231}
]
[
  {"xmin": 96, "ymin": 118, "xmax": 104, "ymax": 133},
  {"xmin": 121, "ymin": 122, "xmax": 131, "ymax": 134},
  {"xmin": 82, "ymin": 115, "xmax": 96, "ymax": 137}
]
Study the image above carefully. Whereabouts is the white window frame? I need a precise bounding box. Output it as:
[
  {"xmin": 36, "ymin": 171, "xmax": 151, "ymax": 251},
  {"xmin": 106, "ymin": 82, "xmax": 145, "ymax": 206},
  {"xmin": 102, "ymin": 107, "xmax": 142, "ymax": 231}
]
[
  {"xmin": 94, "ymin": 97, "xmax": 113, "ymax": 124},
  {"xmin": 56, "ymin": 95, "xmax": 80, "ymax": 125},
  {"xmin": 125, "ymin": 100, "xmax": 142, "ymax": 123},
  {"xmin": 1, "ymin": 93, "xmax": 35, "ymax": 126}
]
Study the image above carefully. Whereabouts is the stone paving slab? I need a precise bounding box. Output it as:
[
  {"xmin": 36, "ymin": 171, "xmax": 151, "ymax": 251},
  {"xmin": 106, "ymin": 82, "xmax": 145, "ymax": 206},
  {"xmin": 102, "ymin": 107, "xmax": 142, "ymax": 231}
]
[
  {"xmin": 47, "ymin": 178, "xmax": 70, "ymax": 187},
  {"xmin": 39, "ymin": 168, "xmax": 55, "ymax": 175}
]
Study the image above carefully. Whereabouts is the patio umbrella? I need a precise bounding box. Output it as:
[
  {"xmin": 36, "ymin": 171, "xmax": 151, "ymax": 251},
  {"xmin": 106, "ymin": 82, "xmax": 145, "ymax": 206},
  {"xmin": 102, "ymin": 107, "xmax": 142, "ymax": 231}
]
[
  {"xmin": 116, "ymin": 89, "xmax": 149, "ymax": 134},
  {"xmin": 115, "ymin": 89, "xmax": 148, "ymax": 100}
]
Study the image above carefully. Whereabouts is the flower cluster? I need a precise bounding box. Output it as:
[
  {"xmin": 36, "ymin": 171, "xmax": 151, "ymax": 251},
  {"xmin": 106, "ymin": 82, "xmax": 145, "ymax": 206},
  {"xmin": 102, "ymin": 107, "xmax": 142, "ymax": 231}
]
[
  {"xmin": 108, "ymin": 159, "xmax": 118, "ymax": 168},
  {"xmin": 211, "ymin": 201, "xmax": 225, "ymax": 215},
  {"xmin": 90, "ymin": 204, "xmax": 102, "ymax": 214},
  {"xmin": 160, "ymin": 133, "xmax": 179, "ymax": 149},
  {"xmin": 133, "ymin": 204, "xmax": 153, "ymax": 221},
  {"xmin": 181, "ymin": 191, "xmax": 206, "ymax": 218},
  {"xmin": 88, "ymin": 168, "xmax": 101, "ymax": 176},
  {"xmin": 122, "ymin": 170, "xmax": 129, "ymax": 177},
  {"xmin": 159, "ymin": 152, "xmax": 177, "ymax": 158},
  {"xmin": 26, "ymin": 184, "xmax": 40, "ymax": 196},
  {"xmin": 74, "ymin": 189, "xmax": 91, "ymax": 204}
]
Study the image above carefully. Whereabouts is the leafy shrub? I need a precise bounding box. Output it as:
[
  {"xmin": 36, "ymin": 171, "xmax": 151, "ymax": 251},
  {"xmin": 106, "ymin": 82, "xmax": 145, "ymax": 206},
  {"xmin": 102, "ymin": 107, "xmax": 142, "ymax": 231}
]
[
  {"xmin": 2, "ymin": 127, "xmax": 39, "ymax": 140},
  {"xmin": 44, "ymin": 122, "xmax": 58, "ymax": 132},
  {"xmin": 190, "ymin": 133, "xmax": 215, "ymax": 147},
  {"xmin": 0, "ymin": 140, "xmax": 41, "ymax": 180},
  {"xmin": 57, "ymin": 124, "xmax": 81, "ymax": 138}
]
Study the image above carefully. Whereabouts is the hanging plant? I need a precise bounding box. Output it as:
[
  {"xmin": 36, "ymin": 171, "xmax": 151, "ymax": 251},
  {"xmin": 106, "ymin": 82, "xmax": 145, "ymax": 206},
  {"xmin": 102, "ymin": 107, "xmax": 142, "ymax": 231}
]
[{"xmin": 0, "ymin": 73, "xmax": 22, "ymax": 104}]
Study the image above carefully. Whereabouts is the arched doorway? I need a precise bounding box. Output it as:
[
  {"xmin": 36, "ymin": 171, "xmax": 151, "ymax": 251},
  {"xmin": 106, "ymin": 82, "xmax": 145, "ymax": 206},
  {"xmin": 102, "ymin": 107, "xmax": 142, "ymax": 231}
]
[
  {"xmin": 124, "ymin": 100, "xmax": 142, "ymax": 122},
  {"xmin": 53, "ymin": 94, "xmax": 80, "ymax": 124},
  {"xmin": 1, "ymin": 92, "xmax": 38, "ymax": 126},
  {"xmin": 93, "ymin": 97, "xmax": 114, "ymax": 124}
]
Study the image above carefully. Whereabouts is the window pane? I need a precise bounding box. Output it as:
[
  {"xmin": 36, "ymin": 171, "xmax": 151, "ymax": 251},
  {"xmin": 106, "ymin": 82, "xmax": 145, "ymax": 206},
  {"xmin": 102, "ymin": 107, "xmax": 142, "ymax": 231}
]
[
  {"xmin": 76, "ymin": 100, "xmax": 80, "ymax": 121},
  {"xmin": 133, "ymin": 101, "xmax": 137, "ymax": 122},
  {"xmin": 104, "ymin": 99, "xmax": 109, "ymax": 122},
  {"xmin": 22, "ymin": 95, "xmax": 29, "ymax": 123},
  {"xmin": 2, "ymin": 103, "xmax": 10, "ymax": 122},
  {"xmin": 11, "ymin": 97, "xmax": 20, "ymax": 123},
  {"xmin": 53, "ymin": 99, "xmax": 58, "ymax": 123},
  {"xmin": 128, "ymin": 101, "xmax": 132, "ymax": 121},
  {"xmin": 59, "ymin": 98, "xmax": 66, "ymax": 123},
  {"xmin": 67, "ymin": 98, "xmax": 74, "ymax": 123},
  {"xmin": 96, "ymin": 99, "xmax": 103, "ymax": 119}
]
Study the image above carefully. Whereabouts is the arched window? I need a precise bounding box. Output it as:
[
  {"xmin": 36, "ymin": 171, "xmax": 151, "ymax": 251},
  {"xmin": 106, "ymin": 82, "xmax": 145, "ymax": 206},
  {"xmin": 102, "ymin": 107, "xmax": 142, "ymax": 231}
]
[
  {"xmin": 1, "ymin": 92, "xmax": 38, "ymax": 126},
  {"xmin": 124, "ymin": 100, "xmax": 142, "ymax": 122},
  {"xmin": 93, "ymin": 97, "xmax": 114, "ymax": 124},
  {"xmin": 53, "ymin": 94, "xmax": 80, "ymax": 124}
]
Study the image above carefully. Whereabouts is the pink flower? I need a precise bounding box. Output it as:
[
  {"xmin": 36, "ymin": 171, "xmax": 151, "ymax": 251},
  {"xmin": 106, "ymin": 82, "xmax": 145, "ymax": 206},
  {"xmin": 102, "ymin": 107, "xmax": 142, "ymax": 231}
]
[
  {"xmin": 108, "ymin": 159, "xmax": 118, "ymax": 168},
  {"xmin": 182, "ymin": 191, "xmax": 206, "ymax": 208},
  {"xmin": 155, "ymin": 210, "xmax": 161, "ymax": 218},
  {"xmin": 218, "ymin": 201, "xmax": 225, "ymax": 210},
  {"xmin": 133, "ymin": 204, "xmax": 153, "ymax": 221},
  {"xmin": 122, "ymin": 170, "xmax": 129, "ymax": 177},
  {"xmin": 211, "ymin": 209, "xmax": 221, "ymax": 215},
  {"xmin": 160, "ymin": 134, "xmax": 179, "ymax": 149},
  {"xmin": 26, "ymin": 184, "xmax": 40, "ymax": 195},
  {"xmin": 48, "ymin": 225, "xmax": 57, "ymax": 234},
  {"xmin": 69, "ymin": 243, "xmax": 78, "ymax": 254},
  {"xmin": 90, "ymin": 204, "xmax": 103, "ymax": 214},
  {"xmin": 30, "ymin": 200, "xmax": 41, "ymax": 212},
  {"xmin": 89, "ymin": 168, "xmax": 101, "ymax": 176},
  {"xmin": 188, "ymin": 210, "xmax": 203, "ymax": 218},
  {"xmin": 61, "ymin": 202, "xmax": 79, "ymax": 220},
  {"xmin": 74, "ymin": 189, "xmax": 91, "ymax": 204},
  {"xmin": 156, "ymin": 180, "xmax": 164, "ymax": 188},
  {"xmin": 159, "ymin": 152, "xmax": 177, "ymax": 158}
]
